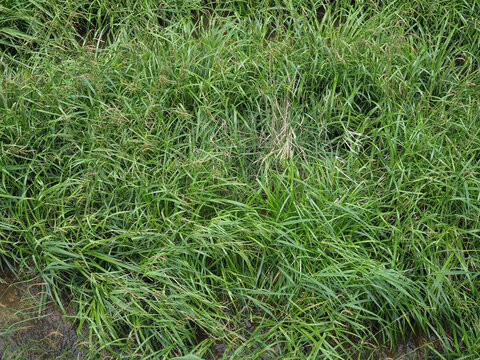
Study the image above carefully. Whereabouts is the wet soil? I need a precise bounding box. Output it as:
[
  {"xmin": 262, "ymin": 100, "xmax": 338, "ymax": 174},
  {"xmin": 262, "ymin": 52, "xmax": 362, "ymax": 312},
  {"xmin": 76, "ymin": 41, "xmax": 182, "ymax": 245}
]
[{"xmin": 0, "ymin": 273, "xmax": 84, "ymax": 359}]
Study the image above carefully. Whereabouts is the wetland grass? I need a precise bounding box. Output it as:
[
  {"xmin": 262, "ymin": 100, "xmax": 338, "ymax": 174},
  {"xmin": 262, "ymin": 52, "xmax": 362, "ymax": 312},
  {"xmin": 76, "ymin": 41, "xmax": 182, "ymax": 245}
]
[{"xmin": 1, "ymin": 0, "xmax": 479, "ymax": 358}]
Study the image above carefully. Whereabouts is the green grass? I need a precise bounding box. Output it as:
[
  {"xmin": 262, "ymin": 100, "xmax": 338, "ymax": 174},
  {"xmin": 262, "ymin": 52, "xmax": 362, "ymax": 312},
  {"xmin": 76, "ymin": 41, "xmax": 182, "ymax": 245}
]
[{"xmin": 1, "ymin": 0, "xmax": 480, "ymax": 358}]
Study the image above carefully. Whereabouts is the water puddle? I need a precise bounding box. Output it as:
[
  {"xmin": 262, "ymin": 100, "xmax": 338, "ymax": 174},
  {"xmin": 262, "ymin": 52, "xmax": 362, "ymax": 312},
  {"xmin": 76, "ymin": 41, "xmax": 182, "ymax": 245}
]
[{"xmin": 0, "ymin": 272, "xmax": 85, "ymax": 359}]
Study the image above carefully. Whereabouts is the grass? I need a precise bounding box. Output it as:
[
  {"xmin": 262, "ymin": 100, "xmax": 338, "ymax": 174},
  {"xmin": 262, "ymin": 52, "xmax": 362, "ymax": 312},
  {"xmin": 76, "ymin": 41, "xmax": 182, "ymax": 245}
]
[{"xmin": 1, "ymin": 0, "xmax": 479, "ymax": 358}]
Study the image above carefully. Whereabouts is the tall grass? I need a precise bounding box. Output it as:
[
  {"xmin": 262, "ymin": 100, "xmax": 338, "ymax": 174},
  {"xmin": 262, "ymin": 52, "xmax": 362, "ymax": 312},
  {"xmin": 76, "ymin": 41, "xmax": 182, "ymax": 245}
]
[{"xmin": 1, "ymin": 0, "xmax": 480, "ymax": 358}]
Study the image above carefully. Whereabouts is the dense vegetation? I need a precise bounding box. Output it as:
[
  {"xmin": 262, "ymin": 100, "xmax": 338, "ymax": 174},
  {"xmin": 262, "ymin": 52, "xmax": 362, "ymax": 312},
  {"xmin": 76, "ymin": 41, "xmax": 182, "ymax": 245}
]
[{"xmin": 1, "ymin": 0, "xmax": 479, "ymax": 358}]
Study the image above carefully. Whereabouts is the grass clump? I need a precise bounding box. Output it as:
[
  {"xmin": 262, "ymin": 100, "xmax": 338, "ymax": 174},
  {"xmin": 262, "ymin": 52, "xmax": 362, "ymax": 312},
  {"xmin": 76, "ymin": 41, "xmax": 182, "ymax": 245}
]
[{"xmin": 1, "ymin": 0, "xmax": 480, "ymax": 358}]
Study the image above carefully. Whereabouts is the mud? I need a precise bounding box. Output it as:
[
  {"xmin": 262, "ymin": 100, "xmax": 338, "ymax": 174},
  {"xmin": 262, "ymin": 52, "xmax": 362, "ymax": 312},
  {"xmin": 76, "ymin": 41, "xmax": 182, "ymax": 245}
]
[{"xmin": 0, "ymin": 273, "xmax": 85, "ymax": 360}]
